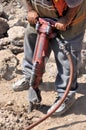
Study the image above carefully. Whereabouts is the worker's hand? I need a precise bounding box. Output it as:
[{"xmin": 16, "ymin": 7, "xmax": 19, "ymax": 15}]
[
  {"xmin": 55, "ymin": 18, "xmax": 68, "ymax": 31},
  {"xmin": 27, "ymin": 10, "xmax": 38, "ymax": 25}
]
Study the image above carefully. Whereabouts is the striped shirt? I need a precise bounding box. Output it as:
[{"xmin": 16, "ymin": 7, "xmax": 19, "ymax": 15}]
[
  {"xmin": 28, "ymin": 0, "xmax": 86, "ymax": 40},
  {"xmin": 29, "ymin": 0, "xmax": 58, "ymax": 18}
]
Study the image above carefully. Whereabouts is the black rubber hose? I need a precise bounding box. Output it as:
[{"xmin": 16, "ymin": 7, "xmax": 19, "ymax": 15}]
[{"xmin": 24, "ymin": 52, "xmax": 74, "ymax": 130}]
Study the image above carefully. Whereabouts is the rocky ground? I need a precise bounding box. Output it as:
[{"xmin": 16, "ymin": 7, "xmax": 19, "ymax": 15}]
[{"xmin": 0, "ymin": 0, "xmax": 86, "ymax": 130}]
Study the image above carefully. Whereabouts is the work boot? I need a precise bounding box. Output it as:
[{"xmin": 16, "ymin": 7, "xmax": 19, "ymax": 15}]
[
  {"xmin": 12, "ymin": 76, "xmax": 30, "ymax": 91},
  {"xmin": 47, "ymin": 94, "xmax": 75, "ymax": 116}
]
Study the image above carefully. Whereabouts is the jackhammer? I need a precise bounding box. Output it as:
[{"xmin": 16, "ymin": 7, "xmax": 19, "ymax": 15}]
[{"xmin": 24, "ymin": 18, "xmax": 74, "ymax": 130}]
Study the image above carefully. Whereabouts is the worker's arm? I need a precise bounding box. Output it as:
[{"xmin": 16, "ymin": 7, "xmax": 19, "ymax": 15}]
[
  {"xmin": 22, "ymin": 0, "xmax": 38, "ymax": 24},
  {"xmin": 55, "ymin": 4, "xmax": 81, "ymax": 31},
  {"xmin": 22, "ymin": 0, "xmax": 33, "ymax": 11}
]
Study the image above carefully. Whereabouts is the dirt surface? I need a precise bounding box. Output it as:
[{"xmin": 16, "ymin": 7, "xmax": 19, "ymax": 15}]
[
  {"xmin": 0, "ymin": 1, "xmax": 86, "ymax": 130},
  {"xmin": 0, "ymin": 71, "xmax": 86, "ymax": 130}
]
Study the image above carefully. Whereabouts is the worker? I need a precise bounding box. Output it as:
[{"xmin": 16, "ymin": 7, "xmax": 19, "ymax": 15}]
[{"xmin": 12, "ymin": 0, "xmax": 86, "ymax": 116}]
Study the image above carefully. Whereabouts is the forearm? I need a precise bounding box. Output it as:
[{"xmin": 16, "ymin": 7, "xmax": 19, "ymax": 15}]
[
  {"xmin": 22, "ymin": 0, "xmax": 33, "ymax": 11},
  {"xmin": 64, "ymin": 4, "xmax": 81, "ymax": 26},
  {"xmin": 55, "ymin": 4, "xmax": 81, "ymax": 31}
]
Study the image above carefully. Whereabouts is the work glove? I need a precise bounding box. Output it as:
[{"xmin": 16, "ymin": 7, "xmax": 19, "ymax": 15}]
[{"xmin": 27, "ymin": 10, "xmax": 39, "ymax": 25}]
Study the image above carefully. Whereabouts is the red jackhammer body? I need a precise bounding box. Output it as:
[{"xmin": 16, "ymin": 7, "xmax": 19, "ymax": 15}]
[
  {"xmin": 30, "ymin": 18, "xmax": 56, "ymax": 88},
  {"xmin": 28, "ymin": 18, "xmax": 57, "ymax": 111},
  {"xmin": 26, "ymin": 18, "xmax": 74, "ymax": 130}
]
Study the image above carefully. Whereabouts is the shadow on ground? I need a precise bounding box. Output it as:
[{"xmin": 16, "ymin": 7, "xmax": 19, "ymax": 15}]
[
  {"xmin": 47, "ymin": 120, "xmax": 86, "ymax": 130},
  {"xmin": 38, "ymin": 82, "xmax": 86, "ymax": 116}
]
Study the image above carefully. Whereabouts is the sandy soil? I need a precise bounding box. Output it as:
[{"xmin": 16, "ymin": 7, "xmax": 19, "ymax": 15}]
[{"xmin": 0, "ymin": 71, "xmax": 86, "ymax": 130}]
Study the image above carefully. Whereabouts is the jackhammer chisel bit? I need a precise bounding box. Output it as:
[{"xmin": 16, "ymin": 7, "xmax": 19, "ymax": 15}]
[{"xmin": 28, "ymin": 87, "xmax": 41, "ymax": 112}]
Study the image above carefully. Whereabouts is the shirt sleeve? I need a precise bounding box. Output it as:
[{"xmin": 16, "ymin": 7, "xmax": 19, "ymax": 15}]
[{"xmin": 65, "ymin": 0, "xmax": 84, "ymax": 8}]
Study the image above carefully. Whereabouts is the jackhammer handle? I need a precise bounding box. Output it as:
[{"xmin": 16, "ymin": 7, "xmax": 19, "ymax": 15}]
[{"xmin": 37, "ymin": 17, "xmax": 58, "ymax": 27}]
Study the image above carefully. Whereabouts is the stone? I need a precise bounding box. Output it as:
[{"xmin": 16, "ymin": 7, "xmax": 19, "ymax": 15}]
[
  {"xmin": 0, "ymin": 17, "xmax": 9, "ymax": 37},
  {"xmin": 7, "ymin": 26, "xmax": 25, "ymax": 42},
  {"xmin": 0, "ymin": 49, "xmax": 18, "ymax": 80},
  {"xmin": 0, "ymin": 4, "xmax": 3, "ymax": 16}
]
